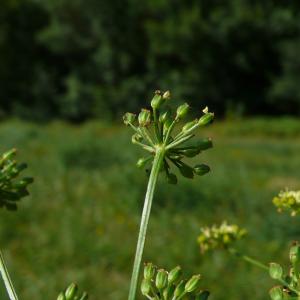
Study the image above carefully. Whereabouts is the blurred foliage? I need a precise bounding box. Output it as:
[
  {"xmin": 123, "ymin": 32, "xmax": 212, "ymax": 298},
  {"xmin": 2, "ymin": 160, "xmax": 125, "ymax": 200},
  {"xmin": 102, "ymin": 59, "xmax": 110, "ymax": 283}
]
[
  {"xmin": 0, "ymin": 118, "xmax": 300, "ymax": 300},
  {"xmin": 0, "ymin": 0, "xmax": 300, "ymax": 121}
]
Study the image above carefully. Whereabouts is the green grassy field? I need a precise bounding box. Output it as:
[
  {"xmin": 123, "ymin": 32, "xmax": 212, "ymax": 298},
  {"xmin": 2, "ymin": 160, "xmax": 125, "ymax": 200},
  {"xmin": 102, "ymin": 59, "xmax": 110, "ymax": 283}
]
[{"xmin": 0, "ymin": 118, "xmax": 300, "ymax": 300}]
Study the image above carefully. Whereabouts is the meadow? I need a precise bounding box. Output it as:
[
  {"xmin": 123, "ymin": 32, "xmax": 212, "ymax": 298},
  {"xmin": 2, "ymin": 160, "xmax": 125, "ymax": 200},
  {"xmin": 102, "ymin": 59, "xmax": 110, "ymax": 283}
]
[{"xmin": 0, "ymin": 117, "xmax": 300, "ymax": 300}]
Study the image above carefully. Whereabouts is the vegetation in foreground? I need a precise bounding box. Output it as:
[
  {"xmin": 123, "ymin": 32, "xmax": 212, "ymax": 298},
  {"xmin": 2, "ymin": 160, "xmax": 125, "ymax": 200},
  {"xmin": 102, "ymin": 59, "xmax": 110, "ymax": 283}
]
[{"xmin": 0, "ymin": 115, "xmax": 300, "ymax": 299}]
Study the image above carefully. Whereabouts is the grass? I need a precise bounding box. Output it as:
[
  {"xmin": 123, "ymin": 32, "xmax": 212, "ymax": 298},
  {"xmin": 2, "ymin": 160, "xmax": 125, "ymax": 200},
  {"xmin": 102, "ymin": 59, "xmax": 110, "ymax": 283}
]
[{"xmin": 0, "ymin": 117, "xmax": 300, "ymax": 300}]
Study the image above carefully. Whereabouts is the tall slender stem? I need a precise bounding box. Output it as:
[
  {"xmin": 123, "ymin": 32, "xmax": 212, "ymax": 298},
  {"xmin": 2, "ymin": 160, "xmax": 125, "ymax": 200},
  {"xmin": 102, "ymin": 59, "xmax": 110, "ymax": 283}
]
[
  {"xmin": 0, "ymin": 250, "xmax": 19, "ymax": 300},
  {"xmin": 128, "ymin": 147, "xmax": 165, "ymax": 300}
]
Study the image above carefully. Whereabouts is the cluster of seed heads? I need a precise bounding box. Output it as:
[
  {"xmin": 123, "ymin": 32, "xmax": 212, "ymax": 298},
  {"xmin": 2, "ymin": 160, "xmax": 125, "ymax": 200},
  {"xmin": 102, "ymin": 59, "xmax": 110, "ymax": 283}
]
[
  {"xmin": 141, "ymin": 263, "xmax": 209, "ymax": 300},
  {"xmin": 198, "ymin": 221, "xmax": 247, "ymax": 253},
  {"xmin": 269, "ymin": 243, "xmax": 300, "ymax": 300},
  {"xmin": 57, "ymin": 283, "xmax": 88, "ymax": 300},
  {"xmin": 123, "ymin": 90, "xmax": 214, "ymax": 183},
  {"xmin": 273, "ymin": 190, "xmax": 300, "ymax": 216},
  {"xmin": 0, "ymin": 149, "xmax": 33, "ymax": 210}
]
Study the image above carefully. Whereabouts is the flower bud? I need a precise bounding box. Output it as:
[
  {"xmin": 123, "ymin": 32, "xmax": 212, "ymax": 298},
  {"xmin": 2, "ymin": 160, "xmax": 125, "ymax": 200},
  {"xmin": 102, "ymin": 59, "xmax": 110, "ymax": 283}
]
[
  {"xmin": 163, "ymin": 90, "xmax": 171, "ymax": 100},
  {"xmin": 151, "ymin": 91, "xmax": 164, "ymax": 109},
  {"xmin": 144, "ymin": 262, "xmax": 156, "ymax": 280},
  {"xmin": 159, "ymin": 110, "xmax": 170, "ymax": 124},
  {"xmin": 167, "ymin": 173, "xmax": 177, "ymax": 185},
  {"xmin": 194, "ymin": 164, "xmax": 210, "ymax": 176},
  {"xmin": 141, "ymin": 279, "xmax": 152, "ymax": 296},
  {"xmin": 168, "ymin": 266, "xmax": 182, "ymax": 284},
  {"xmin": 137, "ymin": 157, "xmax": 150, "ymax": 169},
  {"xmin": 269, "ymin": 263, "xmax": 283, "ymax": 280},
  {"xmin": 65, "ymin": 283, "xmax": 78, "ymax": 300},
  {"xmin": 198, "ymin": 112, "xmax": 214, "ymax": 126},
  {"xmin": 138, "ymin": 109, "xmax": 151, "ymax": 127},
  {"xmin": 155, "ymin": 269, "xmax": 168, "ymax": 290},
  {"xmin": 290, "ymin": 244, "xmax": 300, "ymax": 264},
  {"xmin": 1, "ymin": 149, "xmax": 17, "ymax": 162},
  {"xmin": 195, "ymin": 138, "xmax": 213, "ymax": 151},
  {"xmin": 57, "ymin": 293, "xmax": 66, "ymax": 300},
  {"xmin": 180, "ymin": 148, "xmax": 201, "ymax": 158},
  {"xmin": 132, "ymin": 133, "xmax": 143, "ymax": 144},
  {"xmin": 163, "ymin": 284, "xmax": 175, "ymax": 300},
  {"xmin": 163, "ymin": 119, "xmax": 173, "ymax": 133},
  {"xmin": 182, "ymin": 120, "xmax": 198, "ymax": 132},
  {"xmin": 78, "ymin": 292, "xmax": 88, "ymax": 300},
  {"xmin": 196, "ymin": 290, "xmax": 210, "ymax": 300},
  {"xmin": 123, "ymin": 112, "xmax": 136, "ymax": 125},
  {"xmin": 185, "ymin": 274, "xmax": 201, "ymax": 293},
  {"xmin": 174, "ymin": 280, "xmax": 186, "ymax": 299},
  {"xmin": 269, "ymin": 286, "xmax": 283, "ymax": 300},
  {"xmin": 178, "ymin": 163, "xmax": 194, "ymax": 179},
  {"xmin": 176, "ymin": 103, "xmax": 189, "ymax": 120}
]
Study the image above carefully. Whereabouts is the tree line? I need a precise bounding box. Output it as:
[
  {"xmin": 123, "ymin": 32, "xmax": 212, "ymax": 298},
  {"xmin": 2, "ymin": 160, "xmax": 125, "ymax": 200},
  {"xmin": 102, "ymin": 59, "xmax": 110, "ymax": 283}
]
[{"xmin": 1, "ymin": 0, "xmax": 300, "ymax": 121}]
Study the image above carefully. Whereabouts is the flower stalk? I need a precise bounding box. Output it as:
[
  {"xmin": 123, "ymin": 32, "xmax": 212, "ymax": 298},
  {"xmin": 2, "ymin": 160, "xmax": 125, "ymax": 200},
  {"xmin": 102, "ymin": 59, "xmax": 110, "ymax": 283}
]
[
  {"xmin": 128, "ymin": 147, "xmax": 165, "ymax": 300},
  {"xmin": 124, "ymin": 90, "xmax": 214, "ymax": 300},
  {"xmin": 0, "ymin": 250, "xmax": 19, "ymax": 300}
]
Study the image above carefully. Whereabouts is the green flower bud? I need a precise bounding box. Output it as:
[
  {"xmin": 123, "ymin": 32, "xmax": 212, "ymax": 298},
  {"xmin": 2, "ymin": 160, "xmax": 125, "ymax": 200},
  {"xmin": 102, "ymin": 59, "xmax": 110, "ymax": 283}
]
[
  {"xmin": 168, "ymin": 266, "xmax": 182, "ymax": 284},
  {"xmin": 163, "ymin": 118, "xmax": 173, "ymax": 134},
  {"xmin": 195, "ymin": 138, "xmax": 213, "ymax": 151},
  {"xmin": 144, "ymin": 262, "xmax": 156, "ymax": 280},
  {"xmin": 196, "ymin": 290, "xmax": 210, "ymax": 300},
  {"xmin": 132, "ymin": 133, "xmax": 143, "ymax": 144},
  {"xmin": 138, "ymin": 109, "xmax": 151, "ymax": 127},
  {"xmin": 151, "ymin": 91, "xmax": 164, "ymax": 109},
  {"xmin": 1, "ymin": 149, "xmax": 16, "ymax": 163},
  {"xmin": 194, "ymin": 164, "xmax": 210, "ymax": 176},
  {"xmin": 155, "ymin": 269, "xmax": 168, "ymax": 290},
  {"xmin": 185, "ymin": 275, "xmax": 201, "ymax": 293},
  {"xmin": 163, "ymin": 90, "xmax": 171, "ymax": 100},
  {"xmin": 198, "ymin": 112, "xmax": 214, "ymax": 127},
  {"xmin": 269, "ymin": 263, "xmax": 283, "ymax": 280},
  {"xmin": 141, "ymin": 279, "xmax": 152, "ymax": 296},
  {"xmin": 137, "ymin": 157, "xmax": 151, "ymax": 169},
  {"xmin": 178, "ymin": 163, "xmax": 194, "ymax": 179},
  {"xmin": 123, "ymin": 112, "xmax": 136, "ymax": 125},
  {"xmin": 78, "ymin": 292, "xmax": 88, "ymax": 300},
  {"xmin": 269, "ymin": 286, "xmax": 283, "ymax": 300},
  {"xmin": 290, "ymin": 244, "xmax": 300, "ymax": 265},
  {"xmin": 163, "ymin": 284, "xmax": 175, "ymax": 300},
  {"xmin": 65, "ymin": 283, "xmax": 78, "ymax": 300},
  {"xmin": 174, "ymin": 280, "xmax": 186, "ymax": 299},
  {"xmin": 176, "ymin": 103, "xmax": 190, "ymax": 120},
  {"xmin": 159, "ymin": 110, "xmax": 170, "ymax": 124},
  {"xmin": 182, "ymin": 120, "xmax": 198, "ymax": 132},
  {"xmin": 180, "ymin": 148, "xmax": 201, "ymax": 158},
  {"xmin": 57, "ymin": 293, "xmax": 66, "ymax": 300},
  {"xmin": 167, "ymin": 173, "xmax": 177, "ymax": 185}
]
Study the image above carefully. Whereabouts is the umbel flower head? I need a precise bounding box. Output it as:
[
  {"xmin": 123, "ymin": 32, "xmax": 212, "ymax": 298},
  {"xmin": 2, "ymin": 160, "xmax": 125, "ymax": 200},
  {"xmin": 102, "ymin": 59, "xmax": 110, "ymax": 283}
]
[
  {"xmin": 0, "ymin": 149, "xmax": 33, "ymax": 210},
  {"xmin": 123, "ymin": 90, "xmax": 214, "ymax": 184},
  {"xmin": 198, "ymin": 221, "xmax": 247, "ymax": 253},
  {"xmin": 141, "ymin": 263, "xmax": 210, "ymax": 300},
  {"xmin": 273, "ymin": 189, "xmax": 300, "ymax": 216}
]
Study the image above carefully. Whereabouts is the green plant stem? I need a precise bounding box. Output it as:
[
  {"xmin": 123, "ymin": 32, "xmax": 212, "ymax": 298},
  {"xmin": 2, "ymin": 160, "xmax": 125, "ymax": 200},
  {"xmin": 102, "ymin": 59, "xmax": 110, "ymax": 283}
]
[
  {"xmin": 0, "ymin": 250, "xmax": 19, "ymax": 300},
  {"xmin": 128, "ymin": 147, "xmax": 165, "ymax": 300},
  {"xmin": 228, "ymin": 247, "xmax": 268, "ymax": 271}
]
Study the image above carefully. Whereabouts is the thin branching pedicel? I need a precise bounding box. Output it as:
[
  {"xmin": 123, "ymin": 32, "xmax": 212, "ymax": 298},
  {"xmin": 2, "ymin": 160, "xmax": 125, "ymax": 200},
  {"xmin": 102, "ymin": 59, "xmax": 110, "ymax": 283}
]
[
  {"xmin": 141, "ymin": 263, "xmax": 209, "ymax": 300},
  {"xmin": 124, "ymin": 90, "xmax": 214, "ymax": 300}
]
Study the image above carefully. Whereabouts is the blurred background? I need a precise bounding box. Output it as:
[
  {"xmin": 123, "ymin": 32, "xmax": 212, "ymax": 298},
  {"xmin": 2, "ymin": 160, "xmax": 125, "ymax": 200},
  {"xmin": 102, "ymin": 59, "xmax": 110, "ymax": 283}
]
[{"xmin": 0, "ymin": 0, "xmax": 300, "ymax": 299}]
